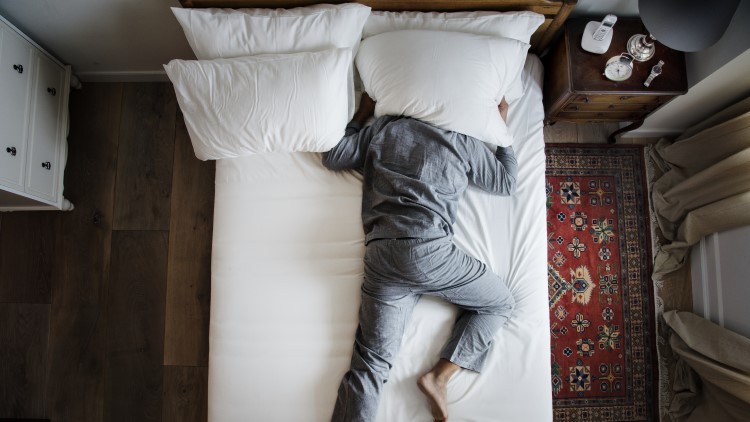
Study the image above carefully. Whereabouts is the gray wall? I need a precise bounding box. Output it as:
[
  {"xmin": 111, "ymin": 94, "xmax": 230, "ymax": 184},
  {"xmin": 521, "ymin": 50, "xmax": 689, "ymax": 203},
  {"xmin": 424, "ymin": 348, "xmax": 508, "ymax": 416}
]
[
  {"xmin": 684, "ymin": 0, "xmax": 750, "ymax": 87},
  {"xmin": 632, "ymin": 1, "xmax": 750, "ymax": 137},
  {"xmin": 570, "ymin": 0, "xmax": 638, "ymax": 18}
]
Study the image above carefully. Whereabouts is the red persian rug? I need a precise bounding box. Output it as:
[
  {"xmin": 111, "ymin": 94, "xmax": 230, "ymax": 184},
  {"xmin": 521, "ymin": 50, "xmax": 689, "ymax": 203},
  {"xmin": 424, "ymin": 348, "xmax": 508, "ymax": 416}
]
[{"xmin": 545, "ymin": 145, "xmax": 657, "ymax": 421}]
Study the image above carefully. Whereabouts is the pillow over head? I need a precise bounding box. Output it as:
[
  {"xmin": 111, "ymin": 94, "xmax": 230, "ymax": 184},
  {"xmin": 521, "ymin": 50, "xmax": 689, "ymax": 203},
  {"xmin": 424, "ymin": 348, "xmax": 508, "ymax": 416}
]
[
  {"xmin": 362, "ymin": 10, "xmax": 543, "ymax": 103},
  {"xmin": 164, "ymin": 48, "xmax": 350, "ymax": 161},
  {"xmin": 356, "ymin": 30, "xmax": 529, "ymax": 147},
  {"xmin": 363, "ymin": 10, "xmax": 545, "ymax": 44}
]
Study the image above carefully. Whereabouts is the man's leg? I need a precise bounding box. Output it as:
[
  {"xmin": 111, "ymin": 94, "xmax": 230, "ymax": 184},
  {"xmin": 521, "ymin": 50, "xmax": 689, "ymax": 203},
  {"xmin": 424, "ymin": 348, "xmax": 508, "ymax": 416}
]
[
  {"xmin": 331, "ymin": 283, "xmax": 419, "ymax": 422},
  {"xmin": 417, "ymin": 277, "xmax": 514, "ymax": 422},
  {"xmin": 417, "ymin": 242, "xmax": 515, "ymax": 420},
  {"xmin": 439, "ymin": 272, "xmax": 515, "ymax": 372}
]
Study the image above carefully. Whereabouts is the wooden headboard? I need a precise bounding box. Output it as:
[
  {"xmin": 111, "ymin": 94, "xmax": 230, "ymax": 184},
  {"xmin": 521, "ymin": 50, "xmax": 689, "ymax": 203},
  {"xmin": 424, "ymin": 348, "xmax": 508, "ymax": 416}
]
[{"xmin": 176, "ymin": 0, "xmax": 577, "ymax": 54}]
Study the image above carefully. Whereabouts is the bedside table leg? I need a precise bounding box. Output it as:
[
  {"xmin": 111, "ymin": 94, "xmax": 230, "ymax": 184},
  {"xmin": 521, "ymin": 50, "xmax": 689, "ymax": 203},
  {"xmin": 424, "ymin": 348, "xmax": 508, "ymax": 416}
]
[{"xmin": 608, "ymin": 120, "xmax": 645, "ymax": 143}]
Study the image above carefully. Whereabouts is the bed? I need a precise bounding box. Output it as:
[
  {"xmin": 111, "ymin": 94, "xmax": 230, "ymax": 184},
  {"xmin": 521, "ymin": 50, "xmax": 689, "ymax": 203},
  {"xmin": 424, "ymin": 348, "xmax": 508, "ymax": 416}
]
[{"xmin": 168, "ymin": 1, "xmax": 575, "ymax": 420}]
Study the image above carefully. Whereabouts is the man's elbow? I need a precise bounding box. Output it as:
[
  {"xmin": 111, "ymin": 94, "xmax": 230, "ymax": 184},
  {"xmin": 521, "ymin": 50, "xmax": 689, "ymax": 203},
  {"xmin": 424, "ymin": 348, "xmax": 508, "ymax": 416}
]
[{"xmin": 321, "ymin": 151, "xmax": 340, "ymax": 171}]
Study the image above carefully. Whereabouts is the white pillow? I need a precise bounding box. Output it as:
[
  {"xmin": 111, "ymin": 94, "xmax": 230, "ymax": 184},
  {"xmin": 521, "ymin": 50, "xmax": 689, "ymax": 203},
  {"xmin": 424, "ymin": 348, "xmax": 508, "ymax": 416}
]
[
  {"xmin": 363, "ymin": 10, "xmax": 544, "ymax": 44},
  {"xmin": 171, "ymin": 4, "xmax": 371, "ymax": 58},
  {"xmin": 164, "ymin": 49, "xmax": 350, "ymax": 161},
  {"xmin": 362, "ymin": 11, "xmax": 542, "ymax": 108},
  {"xmin": 171, "ymin": 4, "xmax": 371, "ymax": 116},
  {"xmin": 356, "ymin": 30, "xmax": 529, "ymax": 147}
]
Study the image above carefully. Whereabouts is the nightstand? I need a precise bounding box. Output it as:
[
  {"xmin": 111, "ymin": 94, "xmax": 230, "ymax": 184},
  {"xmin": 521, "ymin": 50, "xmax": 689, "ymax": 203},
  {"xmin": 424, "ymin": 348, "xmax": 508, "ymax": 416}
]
[{"xmin": 543, "ymin": 18, "xmax": 688, "ymax": 143}]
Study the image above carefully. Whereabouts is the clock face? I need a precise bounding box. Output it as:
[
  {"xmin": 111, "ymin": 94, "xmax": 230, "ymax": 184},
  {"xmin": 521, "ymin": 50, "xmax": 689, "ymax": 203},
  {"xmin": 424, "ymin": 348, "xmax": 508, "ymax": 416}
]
[{"xmin": 604, "ymin": 57, "xmax": 633, "ymax": 81}]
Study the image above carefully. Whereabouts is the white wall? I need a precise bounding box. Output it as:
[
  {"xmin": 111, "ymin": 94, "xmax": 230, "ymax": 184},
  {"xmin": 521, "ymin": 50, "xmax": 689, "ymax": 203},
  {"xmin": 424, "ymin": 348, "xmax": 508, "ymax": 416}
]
[
  {"xmin": 0, "ymin": 0, "xmax": 195, "ymax": 81},
  {"xmin": 691, "ymin": 225, "xmax": 750, "ymax": 338},
  {"xmin": 684, "ymin": 0, "xmax": 750, "ymax": 87},
  {"xmin": 569, "ymin": 0, "xmax": 638, "ymax": 18}
]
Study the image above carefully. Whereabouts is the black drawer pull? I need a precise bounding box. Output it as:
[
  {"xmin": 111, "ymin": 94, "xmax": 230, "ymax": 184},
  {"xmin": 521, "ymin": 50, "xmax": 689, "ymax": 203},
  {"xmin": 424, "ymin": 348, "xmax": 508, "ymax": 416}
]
[
  {"xmin": 12, "ymin": 64, "xmax": 23, "ymax": 74},
  {"xmin": 42, "ymin": 161, "xmax": 51, "ymax": 170},
  {"xmin": 47, "ymin": 87, "xmax": 57, "ymax": 96},
  {"xmin": 619, "ymin": 96, "xmax": 632, "ymax": 100},
  {"xmin": 6, "ymin": 147, "xmax": 17, "ymax": 156}
]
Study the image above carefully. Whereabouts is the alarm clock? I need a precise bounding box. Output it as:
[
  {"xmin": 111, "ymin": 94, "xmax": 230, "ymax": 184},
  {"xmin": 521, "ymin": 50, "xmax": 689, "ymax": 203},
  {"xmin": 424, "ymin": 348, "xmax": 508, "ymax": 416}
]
[{"xmin": 603, "ymin": 53, "xmax": 634, "ymax": 81}]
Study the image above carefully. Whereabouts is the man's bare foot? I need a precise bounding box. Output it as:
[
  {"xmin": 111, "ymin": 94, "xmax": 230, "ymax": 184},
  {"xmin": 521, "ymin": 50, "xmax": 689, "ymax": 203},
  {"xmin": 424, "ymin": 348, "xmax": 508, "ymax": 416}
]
[
  {"xmin": 418, "ymin": 359, "xmax": 461, "ymax": 421},
  {"xmin": 418, "ymin": 371, "xmax": 448, "ymax": 421}
]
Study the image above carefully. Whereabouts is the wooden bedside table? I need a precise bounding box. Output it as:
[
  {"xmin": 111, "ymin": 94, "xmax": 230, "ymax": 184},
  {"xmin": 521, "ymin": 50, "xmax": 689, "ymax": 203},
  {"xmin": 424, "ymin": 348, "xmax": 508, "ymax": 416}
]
[{"xmin": 543, "ymin": 18, "xmax": 688, "ymax": 143}]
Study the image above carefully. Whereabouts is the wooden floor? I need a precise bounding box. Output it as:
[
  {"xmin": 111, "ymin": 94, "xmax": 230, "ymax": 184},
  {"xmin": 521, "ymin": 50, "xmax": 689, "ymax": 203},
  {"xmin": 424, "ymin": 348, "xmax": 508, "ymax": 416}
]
[
  {"xmin": 0, "ymin": 83, "xmax": 213, "ymax": 421},
  {"xmin": 542, "ymin": 120, "xmax": 660, "ymax": 145},
  {"xmin": 0, "ymin": 83, "xmax": 685, "ymax": 421}
]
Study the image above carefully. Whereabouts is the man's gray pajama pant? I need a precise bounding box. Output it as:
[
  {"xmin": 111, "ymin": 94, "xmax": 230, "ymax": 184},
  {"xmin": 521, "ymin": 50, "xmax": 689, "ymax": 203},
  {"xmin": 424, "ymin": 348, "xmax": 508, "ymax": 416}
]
[{"xmin": 331, "ymin": 236, "xmax": 516, "ymax": 422}]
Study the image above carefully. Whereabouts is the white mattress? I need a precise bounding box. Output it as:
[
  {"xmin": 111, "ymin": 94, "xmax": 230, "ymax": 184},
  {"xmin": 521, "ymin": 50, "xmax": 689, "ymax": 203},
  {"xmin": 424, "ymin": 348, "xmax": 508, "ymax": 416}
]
[{"xmin": 208, "ymin": 55, "xmax": 551, "ymax": 422}]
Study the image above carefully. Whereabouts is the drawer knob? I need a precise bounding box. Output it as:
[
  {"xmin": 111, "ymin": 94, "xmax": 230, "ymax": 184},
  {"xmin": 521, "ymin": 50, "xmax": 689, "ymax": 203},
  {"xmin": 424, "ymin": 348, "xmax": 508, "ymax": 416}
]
[
  {"xmin": 42, "ymin": 161, "xmax": 51, "ymax": 170},
  {"xmin": 619, "ymin": 96, "xmax": 632, "ymax": 101},
  {"xmin": 6, "ymin": 147, "xmax": 17, "ymax": 156},
  {"xmin": 47, "ymin": 87, "xmax": 57, "ymax": 96},
  {"xmin": 12, "ymin": 64, "xmax": 24, "ymax": 74}
]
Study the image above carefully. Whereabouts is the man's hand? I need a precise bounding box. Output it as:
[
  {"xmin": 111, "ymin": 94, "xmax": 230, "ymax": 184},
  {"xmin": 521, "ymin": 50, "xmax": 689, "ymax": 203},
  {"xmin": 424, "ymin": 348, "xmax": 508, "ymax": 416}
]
[
  {"xmin": 353, "ymin": 92, "xmax": 376, "ymax": 126},
  {"xmin": 498, "ymin": 97, "xmax": 509, "ymax": 123}
]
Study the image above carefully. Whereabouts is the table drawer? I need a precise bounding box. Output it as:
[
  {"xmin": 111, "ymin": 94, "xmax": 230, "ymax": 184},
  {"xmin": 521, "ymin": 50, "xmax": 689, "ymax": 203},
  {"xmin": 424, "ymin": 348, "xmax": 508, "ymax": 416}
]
[
  {"xmin": 562, "ymin": 102, "xmax": 656, "ymax": 113},
  {"xmin": 556, "ymin": 111, "xmax": 648, "ymax": 121},
  {"xmin": 572, "ymin": 94, "xmax": 668, "ymax": 105}
]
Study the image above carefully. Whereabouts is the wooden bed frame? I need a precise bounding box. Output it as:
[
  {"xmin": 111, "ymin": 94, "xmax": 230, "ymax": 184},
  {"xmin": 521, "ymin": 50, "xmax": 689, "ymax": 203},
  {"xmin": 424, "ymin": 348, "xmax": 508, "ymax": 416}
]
[{"xmin": 176, "ymin": 0, "xmax": 577, "ymax": 54}]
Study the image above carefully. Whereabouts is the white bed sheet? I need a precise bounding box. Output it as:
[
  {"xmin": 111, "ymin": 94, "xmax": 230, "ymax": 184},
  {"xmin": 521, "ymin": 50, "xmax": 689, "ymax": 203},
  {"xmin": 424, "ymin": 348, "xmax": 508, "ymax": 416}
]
[{"xmin": 208, "ymin": 55, "xmax": 551, "ymax": 422}]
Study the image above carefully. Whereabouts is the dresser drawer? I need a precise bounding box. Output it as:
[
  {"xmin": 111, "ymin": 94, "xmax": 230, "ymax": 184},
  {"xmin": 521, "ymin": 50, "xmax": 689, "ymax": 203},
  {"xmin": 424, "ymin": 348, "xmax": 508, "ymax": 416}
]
[
  {"xmin": 0, "ymin": 14, "xmax": 72, "ymax": 211},
  {"xmin": 0, "ymin": 22, "xmax": 33, "ymax": 191}
]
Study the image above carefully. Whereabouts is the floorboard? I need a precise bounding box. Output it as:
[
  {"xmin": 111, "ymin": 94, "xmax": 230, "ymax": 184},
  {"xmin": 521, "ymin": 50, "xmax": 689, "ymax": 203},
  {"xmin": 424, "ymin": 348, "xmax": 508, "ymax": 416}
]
[
  {"xmin": 112, "ymin": 83, "xmax": 176, "ymax": 231},
  {"xmin": 104, "ymin": 230, "xmax": 168, "ymax": 422},
  {"xmin": 0, "ymin": 212, "xmax": 57, "ymax": 304},
  {"xmin": 0, "ymin": 303, "xmax": 50, "ymax": 419},
  {"xmin": 163, "ymin": 112, "xmax": 214, "ymax": 367},
  {"xmin": 543, "ymin": 121, "xmax": 577, "ymax": 143},
  {"xmin": 162, "ymin": 366, "xmax": 208, "ymax": 422},
  {"xmin": 46, "ymin": 83, "xmax": 123, "ymax": 422},
  {"xmin": 577, "ymin": 122, "xmax": 620, "ymax": 143}
]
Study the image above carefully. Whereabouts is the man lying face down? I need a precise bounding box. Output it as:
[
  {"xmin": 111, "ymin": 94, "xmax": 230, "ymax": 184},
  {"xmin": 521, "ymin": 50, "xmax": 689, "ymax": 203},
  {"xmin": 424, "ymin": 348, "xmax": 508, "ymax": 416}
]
[{"xmin": 323, "ymin": 93, "xmax": 518, "ymax": 422}]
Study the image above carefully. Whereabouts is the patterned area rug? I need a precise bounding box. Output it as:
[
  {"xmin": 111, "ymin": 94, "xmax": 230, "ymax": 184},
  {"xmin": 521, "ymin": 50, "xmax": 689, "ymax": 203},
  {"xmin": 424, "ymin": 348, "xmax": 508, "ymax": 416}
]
[{"xmin": 545, "ymin": 145, "xmax": 657, "ymax": 421}]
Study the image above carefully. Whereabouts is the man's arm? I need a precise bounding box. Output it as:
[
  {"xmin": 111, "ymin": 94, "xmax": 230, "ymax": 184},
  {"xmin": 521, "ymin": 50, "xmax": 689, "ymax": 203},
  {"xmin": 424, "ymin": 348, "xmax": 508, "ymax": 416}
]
[
  {"xmin": 466, "ymin": 97, "xmax": 518, "ymax": 195},
  {"xmin": 468, "ymin": 144, "xmax": 518, "ymax": 196},
  {"xmin": 322, "ymin": 93, "xmax": 376, "ymax": 171}
]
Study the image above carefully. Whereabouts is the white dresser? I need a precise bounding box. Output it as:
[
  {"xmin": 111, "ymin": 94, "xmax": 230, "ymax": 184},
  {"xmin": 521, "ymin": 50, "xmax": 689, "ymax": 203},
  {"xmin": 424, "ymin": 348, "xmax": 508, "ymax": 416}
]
[{"xmin": 0, "ymin": 14, "xmax": 73, "ymax": 211}]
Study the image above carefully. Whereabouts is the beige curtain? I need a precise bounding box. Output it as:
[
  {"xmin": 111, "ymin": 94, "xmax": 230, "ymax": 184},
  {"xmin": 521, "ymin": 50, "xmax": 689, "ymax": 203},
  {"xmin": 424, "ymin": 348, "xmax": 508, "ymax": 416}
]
[
  {"xmin": 650, "ymin": 96, "xmax": 750, "ymax": 278},
  {"xmin": 664, "ymin": 311, "xmax": 750, "ymax": 422}
]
